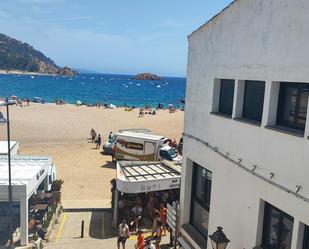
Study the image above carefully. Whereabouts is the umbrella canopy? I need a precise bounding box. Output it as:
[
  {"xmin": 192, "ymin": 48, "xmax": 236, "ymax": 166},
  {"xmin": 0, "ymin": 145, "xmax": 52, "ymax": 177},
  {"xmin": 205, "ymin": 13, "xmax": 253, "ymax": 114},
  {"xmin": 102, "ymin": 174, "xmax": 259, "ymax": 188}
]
[
  {"xmin": 11, "ymin": 95, "xmax": 17, "ymax": 99},
  {"xmin": 76, "ymin": 100, "xmax": 82, "ymax": 105}
]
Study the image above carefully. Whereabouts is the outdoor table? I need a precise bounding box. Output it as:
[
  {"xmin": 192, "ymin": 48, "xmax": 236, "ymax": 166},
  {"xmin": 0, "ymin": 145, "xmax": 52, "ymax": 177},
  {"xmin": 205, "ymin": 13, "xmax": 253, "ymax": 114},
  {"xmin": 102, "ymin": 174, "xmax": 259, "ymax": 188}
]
[
  {"xmin": 38, "ymin": 193, "xmax": 53, "ymax": 199},
  {"xmin": 31, "ymin": 204, "xmax": 49, "ymax": 211}
]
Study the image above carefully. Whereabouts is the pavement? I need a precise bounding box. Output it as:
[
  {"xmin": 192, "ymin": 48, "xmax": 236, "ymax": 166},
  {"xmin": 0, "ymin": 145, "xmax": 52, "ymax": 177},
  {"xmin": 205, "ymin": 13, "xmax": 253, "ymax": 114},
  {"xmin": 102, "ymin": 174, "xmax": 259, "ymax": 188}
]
[{"xmin": 45, "ymin": 212, "xmax": 173, "ymax": 249}]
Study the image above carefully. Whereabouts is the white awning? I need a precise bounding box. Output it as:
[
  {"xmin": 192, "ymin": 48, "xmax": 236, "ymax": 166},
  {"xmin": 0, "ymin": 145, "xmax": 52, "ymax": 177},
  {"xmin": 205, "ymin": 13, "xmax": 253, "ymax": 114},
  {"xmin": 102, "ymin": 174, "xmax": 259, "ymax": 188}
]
[{"xmin": 116, "ymin": 161, "xmax": 181, "ymax": 194}]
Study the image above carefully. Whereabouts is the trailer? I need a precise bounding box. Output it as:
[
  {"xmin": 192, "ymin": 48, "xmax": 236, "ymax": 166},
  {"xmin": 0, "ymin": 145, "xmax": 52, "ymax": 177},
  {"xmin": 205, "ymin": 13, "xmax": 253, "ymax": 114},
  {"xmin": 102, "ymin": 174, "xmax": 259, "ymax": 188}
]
[{"xmin": 114, "ymin": 131, "xmax": 182, "ymax": 162}]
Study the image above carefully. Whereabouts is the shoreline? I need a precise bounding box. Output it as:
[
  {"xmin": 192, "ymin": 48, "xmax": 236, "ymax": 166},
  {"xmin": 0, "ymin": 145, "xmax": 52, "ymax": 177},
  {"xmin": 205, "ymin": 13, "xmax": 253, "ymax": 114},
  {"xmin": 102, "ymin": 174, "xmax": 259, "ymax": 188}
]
[{"xmin": 0, "ymin": 69, "xmax": 57, "ymax": 76}]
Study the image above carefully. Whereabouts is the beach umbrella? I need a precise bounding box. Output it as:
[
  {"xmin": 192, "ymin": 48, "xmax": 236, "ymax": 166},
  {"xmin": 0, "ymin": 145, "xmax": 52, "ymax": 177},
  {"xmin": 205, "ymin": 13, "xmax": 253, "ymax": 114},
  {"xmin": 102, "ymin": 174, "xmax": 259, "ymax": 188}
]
[
  {"xmin": 76, "ymin": 100, "xmax": 82, "ymax": 105},
  {"xmin": 168, "ymin": 104, "xmax": 174, "ymax": 107},
  {"xmin": 11, "ymin": 95, "xmax": 17, "ymax": 99}
]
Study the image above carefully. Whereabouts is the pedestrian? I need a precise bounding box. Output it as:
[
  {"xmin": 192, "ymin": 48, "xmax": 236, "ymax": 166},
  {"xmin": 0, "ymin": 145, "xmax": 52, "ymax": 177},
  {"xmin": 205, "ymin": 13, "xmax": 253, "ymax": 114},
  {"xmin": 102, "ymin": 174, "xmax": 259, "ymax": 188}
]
[
  {"xmin": 111, "ymin": 145, "xmax": 116, "ymax": 162},
  {"xmin": 90, "ymin": 128, "xmax": 96, "ymax": 143},
  {"xmin": 96, "ymin": 134, "xmax": 101, "ymax": 149},
  {"xmin": 154, "ymin": 221, "xmax": 163, "ymax": 249},
  {"xmin": 158, "ymin": 203, "xmax": 167, "ymax": 236},
  {"xmin": 136, "ymin": 230, "xmax": 144, "ymax": 249},
  {"xmin": 109, "ymin": 131, "xmax": 113, "ymax": 139},
  {"xmin": 145, "ymin": 238, "xmax": 155, "ymax": 249},
  {"xmin": 117, "ymin": 219, "xmax": 129, "ymax": 249}
]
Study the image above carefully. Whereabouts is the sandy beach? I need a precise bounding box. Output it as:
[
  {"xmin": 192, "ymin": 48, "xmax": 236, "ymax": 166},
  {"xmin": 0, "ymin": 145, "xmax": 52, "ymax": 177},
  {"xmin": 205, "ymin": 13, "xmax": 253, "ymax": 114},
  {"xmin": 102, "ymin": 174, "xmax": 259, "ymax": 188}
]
[{"xmin": 0, "ymin": 103, "xmax": 184, "ymax": 207}]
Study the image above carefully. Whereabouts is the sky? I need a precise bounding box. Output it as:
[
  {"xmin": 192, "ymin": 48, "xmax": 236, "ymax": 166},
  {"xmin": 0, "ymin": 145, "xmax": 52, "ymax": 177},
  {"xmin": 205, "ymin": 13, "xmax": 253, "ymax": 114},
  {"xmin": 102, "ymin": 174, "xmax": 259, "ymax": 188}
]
[{"xmin": 0, "ymin": 0, "xmax": 232, "ymax": 76}]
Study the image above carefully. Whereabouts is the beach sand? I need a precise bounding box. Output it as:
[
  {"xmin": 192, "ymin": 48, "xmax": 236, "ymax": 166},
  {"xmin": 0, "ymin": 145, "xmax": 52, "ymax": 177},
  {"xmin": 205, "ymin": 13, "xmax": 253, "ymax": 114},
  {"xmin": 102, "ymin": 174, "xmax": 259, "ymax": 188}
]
[{"xmin": 0, "ymin": 103, "xmax": 184, "ymax": 207}]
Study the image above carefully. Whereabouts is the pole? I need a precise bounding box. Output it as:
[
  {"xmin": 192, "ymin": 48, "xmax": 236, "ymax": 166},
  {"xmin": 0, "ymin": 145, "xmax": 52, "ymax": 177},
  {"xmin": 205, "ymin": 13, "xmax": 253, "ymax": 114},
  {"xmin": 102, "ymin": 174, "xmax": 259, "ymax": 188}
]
[
  {"xmin": 6, "ymin": 103, "xmax": 13, "ymax": 245},
  {"xmin": 81, "ymin": 220, "xmax": 84, "ymax": 238}
]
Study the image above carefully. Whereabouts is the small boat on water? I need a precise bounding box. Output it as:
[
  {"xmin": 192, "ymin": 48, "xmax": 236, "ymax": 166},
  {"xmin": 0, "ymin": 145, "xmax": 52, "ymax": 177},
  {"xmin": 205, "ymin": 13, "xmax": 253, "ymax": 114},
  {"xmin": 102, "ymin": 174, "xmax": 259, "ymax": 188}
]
[{"xmin": 31, "ymin": 75, "xmax": 35, "ymax": 79}]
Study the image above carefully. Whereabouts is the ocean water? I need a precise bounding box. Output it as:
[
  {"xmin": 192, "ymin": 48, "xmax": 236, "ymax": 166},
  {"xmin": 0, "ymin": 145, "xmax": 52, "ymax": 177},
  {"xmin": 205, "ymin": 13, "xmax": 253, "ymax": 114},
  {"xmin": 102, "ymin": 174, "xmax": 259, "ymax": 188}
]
[{"xmin": 0, "ymin": 73, "xmax": 186, "ymax": 107}]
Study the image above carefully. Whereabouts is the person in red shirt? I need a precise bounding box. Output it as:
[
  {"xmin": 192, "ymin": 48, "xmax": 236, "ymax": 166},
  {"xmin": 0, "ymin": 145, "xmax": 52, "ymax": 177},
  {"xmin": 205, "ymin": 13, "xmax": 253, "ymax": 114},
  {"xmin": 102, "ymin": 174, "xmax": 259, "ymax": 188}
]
[
  {"xmin": 158, "ymin": 203, "xmax": 167, "ymax": 236},
  {"xmin": 136, "ymin": 230, "xmax": 144, "ymax": 249}
]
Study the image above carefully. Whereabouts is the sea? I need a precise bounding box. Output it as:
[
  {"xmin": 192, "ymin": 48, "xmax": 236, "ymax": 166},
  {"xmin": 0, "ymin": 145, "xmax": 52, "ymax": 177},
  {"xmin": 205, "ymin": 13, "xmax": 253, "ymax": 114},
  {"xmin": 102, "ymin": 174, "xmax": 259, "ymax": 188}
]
[{"xmin": 0, "ymin": 73, "xmax": 186, "ymax": 107}]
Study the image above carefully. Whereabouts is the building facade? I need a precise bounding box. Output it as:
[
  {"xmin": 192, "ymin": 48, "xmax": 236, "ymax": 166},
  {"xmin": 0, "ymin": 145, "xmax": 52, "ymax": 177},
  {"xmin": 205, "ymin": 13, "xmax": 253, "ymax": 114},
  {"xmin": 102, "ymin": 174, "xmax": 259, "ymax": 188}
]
[{"xmin": 179, "ymin": 0, "xmax": 309, "ymax": 249}]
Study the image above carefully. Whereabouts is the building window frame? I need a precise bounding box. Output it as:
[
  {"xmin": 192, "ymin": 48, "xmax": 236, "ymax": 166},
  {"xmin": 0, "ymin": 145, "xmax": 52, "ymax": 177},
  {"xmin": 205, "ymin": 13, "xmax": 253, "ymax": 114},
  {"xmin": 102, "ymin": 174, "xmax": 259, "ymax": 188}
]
[
  {"xmin": 218, "ymin": 79, "xmax": 235, "ymax": 117},
  {"xmin": 189, "ymin": 162, "xmax": 212, "ymax": 239},
  {"xmin": 276, "ymin": 82, "xmax": 309, "ymax": 133},
  {"xmin": 303, "ymin": 225, "xmax": 309, "ymax": 249},
  {"xmin": 261, "ymin": 202, "xmax": 294, "ymax": 249},
  {"xmin": 242, "ymin": 80, "xmax": 265, "ymax": 124}
]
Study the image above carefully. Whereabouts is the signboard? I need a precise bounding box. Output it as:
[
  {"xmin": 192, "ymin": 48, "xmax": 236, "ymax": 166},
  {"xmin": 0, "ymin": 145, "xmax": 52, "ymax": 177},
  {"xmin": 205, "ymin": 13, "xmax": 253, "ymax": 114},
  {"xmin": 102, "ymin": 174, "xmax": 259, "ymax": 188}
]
[
  {"xmin": 116, "ymin": 177, "xmax": 180, "ymax": 194},
  {"xmin": 125, "ymin": 142, "xmax": 143, "ymax": 150},
  {"xmin": 166, "ymin": 201, "xmax": 179, "ymax": 249},
  {"xmin": 167, "ymin": 202, "xmax": 178, "ymax": 232}
]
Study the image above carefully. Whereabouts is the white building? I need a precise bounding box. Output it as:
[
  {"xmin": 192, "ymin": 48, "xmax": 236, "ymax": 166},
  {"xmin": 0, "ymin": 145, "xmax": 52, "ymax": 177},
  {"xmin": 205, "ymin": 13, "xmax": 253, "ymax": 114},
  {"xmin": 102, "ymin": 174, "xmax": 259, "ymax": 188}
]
[
  {"xmin": 0, "ymin": 156, "xmax": 53, "ymax": 246},
  {"xmin": 179, "ymin": 1, "xmax": 309, "ymax": 249},
  {"xmin": 0, "ymin": 141, "xmax": 19, "ymax": 156}
]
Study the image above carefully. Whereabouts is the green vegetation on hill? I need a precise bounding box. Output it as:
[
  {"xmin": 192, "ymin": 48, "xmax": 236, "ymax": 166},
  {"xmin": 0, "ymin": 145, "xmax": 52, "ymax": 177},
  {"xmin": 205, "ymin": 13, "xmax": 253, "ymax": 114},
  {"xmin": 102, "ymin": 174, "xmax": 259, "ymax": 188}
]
[{"xmin": 0, "ymin": 33, "xmax": 76, "ymax": 76}]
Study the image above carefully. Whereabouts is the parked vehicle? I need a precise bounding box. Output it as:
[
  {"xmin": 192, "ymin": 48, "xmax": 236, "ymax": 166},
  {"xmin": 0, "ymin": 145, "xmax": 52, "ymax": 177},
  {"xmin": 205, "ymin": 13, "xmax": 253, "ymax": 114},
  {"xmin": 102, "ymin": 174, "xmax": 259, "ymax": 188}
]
[
  {"xmin": 114, "ymin": 131, "xmax": 182, "ymax": 162},
  {"xmin": 102, "ymin": 129, "xmax": 151, "ymax": 155},
  {"xmin": 102, "ymin": 134, "xmax": 117, "ymax": 155}
]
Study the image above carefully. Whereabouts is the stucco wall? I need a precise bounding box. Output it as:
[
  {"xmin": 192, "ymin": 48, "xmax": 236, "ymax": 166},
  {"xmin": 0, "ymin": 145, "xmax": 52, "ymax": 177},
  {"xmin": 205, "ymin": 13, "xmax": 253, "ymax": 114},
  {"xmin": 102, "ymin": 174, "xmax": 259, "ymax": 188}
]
[{"xmin": 181, "ymin": 0, "xmax": 309, "ymax": 248}]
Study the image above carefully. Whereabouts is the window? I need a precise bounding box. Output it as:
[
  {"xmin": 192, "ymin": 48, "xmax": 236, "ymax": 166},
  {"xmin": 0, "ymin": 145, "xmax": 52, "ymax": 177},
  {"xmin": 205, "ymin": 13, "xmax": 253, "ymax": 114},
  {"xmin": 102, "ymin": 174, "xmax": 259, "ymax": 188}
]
[
  {"xmin": 277, "ymin": 82, "xmax": 309, "ymax": 132},
  {"xmin": 218, "ymin": 79, "xmax": 235, "ymax": 116},
  {"xmin": 262, "ymin": 203, "xmax": 294, "ymax": 249},
  {"xmin": 190, "ymin": 162, "xmax": 212, "ymax": 238},
  {"xmin": 303, "ymin": 225, "xmax": 309, "ymax": 249},
  {"xmin": 242, "ymin": 80, "xmax": 265, "ymax": 122}
]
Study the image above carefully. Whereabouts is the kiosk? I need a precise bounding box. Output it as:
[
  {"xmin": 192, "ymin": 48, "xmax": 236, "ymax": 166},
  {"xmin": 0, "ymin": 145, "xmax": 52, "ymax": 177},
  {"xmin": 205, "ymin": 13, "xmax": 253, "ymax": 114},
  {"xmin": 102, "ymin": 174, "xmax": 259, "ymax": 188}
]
[
  {"xmin": 113, "ymin": 160, "xmax": 181, "ymax": 226},
  {"xmin": 0, "ymin": 156, "xmax": 51, "ymax": 246}
]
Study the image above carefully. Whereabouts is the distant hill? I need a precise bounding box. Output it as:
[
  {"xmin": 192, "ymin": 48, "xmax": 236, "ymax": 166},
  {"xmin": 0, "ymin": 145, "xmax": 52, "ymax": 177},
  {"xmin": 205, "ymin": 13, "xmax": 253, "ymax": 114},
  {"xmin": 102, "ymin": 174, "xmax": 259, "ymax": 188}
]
[{"xmin": 0, "ymin": 33, "xmax": 76, "ymax": 76}]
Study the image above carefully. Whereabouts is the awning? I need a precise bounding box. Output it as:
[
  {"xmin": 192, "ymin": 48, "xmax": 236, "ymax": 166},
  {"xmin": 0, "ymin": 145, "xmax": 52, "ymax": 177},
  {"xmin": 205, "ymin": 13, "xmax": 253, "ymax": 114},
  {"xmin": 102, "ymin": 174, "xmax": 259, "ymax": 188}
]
[{"xmin": 116, "ymin": 161, "xmax": 181, "ymax": 194}]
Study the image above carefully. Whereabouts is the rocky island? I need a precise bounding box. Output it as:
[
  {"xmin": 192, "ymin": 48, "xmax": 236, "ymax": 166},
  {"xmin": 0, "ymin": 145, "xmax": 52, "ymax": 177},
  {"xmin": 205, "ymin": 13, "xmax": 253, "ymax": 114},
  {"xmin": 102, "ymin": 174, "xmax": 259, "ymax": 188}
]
[
  {"xmin": 0, "ymin": 33, "xmax": 77, "ymax": 76},
  {"xmin": 134, "ymin": 72, "xmax": 161, "ymax": 80}
]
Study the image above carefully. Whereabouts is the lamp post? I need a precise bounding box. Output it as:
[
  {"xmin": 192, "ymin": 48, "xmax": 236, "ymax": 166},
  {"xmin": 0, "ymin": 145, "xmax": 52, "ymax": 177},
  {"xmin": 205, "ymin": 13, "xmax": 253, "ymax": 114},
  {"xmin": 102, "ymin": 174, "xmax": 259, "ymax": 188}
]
[
  {"xmin": 209, "ymin": 227, "xmax": 230, "ymax": 249},
  {"xmin": 0, "ymin": 99, "xmax": 15, "ymax": 245}
]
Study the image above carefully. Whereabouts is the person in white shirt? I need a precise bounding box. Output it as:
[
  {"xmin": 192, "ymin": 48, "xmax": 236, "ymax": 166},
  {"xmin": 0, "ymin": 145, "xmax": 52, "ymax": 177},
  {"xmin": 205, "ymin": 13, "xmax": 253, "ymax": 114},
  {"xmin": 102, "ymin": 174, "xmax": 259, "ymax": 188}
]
[{"xmin": 117, "ymin": 219, "xmax": 129, "ymax": 249}]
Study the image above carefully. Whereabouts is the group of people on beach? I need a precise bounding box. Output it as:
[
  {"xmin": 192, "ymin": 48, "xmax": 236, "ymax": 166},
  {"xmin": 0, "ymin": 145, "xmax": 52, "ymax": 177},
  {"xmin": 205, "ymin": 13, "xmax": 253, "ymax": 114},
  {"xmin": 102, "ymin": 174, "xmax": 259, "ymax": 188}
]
[{"xmin": 90, "ymin": 128, "xmax": 101, "ymax": 149}]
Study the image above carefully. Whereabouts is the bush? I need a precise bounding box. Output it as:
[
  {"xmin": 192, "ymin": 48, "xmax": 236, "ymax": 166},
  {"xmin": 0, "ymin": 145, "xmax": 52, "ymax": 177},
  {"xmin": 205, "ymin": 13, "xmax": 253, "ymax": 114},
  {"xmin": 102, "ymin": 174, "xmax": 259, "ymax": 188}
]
[{"xmin": 51, "ymin": 179, "xmax": 64, "ymax": 192}]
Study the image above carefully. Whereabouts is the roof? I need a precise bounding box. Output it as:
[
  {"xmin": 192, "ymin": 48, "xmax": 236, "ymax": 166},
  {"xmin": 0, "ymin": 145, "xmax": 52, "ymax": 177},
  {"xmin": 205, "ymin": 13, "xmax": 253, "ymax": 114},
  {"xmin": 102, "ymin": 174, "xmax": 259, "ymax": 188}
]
[
  {"xmin": 0, "ymin": 156, "xmax": 51, "ymax": 186},
  {"xmin": 117, "ymin": 131, "xmax": 165, "ymax": 141},
  {"xmin": 0, "ymin": 141, "xmax": 17, "ymax": 154},
  {"xmin": 188, "ymin": 0, "xmax": 239, "ymax": 38},
  {"xmin": 116, "ymin": 161, "xmax": 181, "ymax": 193}
]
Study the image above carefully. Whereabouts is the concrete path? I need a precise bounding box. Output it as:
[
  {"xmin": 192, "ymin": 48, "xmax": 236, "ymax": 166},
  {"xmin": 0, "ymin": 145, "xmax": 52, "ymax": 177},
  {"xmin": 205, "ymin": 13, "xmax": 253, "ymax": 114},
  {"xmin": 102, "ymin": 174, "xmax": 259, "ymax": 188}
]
[{"xmin": 46, "ymin": 212, "xmax": 172, "ymax": 249}]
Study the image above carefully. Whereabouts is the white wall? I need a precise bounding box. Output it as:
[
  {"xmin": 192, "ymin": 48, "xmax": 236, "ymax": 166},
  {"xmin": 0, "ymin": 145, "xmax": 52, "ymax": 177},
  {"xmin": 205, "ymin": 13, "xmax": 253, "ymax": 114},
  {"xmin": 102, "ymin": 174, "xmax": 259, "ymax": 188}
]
[{"xmin": 181, "ymin": 0, "xmax": 309, "ymax": 248}]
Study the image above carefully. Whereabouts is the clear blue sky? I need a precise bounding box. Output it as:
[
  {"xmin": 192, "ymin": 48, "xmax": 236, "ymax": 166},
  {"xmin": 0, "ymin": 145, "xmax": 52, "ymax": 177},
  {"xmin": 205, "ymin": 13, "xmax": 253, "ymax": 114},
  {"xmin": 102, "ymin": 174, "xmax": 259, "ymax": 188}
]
[{"xmin": 0, "ymin": 0, "xmax": 232, "ymax": 76}]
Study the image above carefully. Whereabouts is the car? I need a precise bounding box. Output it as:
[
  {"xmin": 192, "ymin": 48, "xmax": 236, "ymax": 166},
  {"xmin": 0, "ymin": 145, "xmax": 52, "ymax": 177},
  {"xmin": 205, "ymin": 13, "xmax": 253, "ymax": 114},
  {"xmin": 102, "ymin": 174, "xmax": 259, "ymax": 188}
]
[{"xmin": 102, "ymin": 135, "xmax": 117, "ymax": 155}]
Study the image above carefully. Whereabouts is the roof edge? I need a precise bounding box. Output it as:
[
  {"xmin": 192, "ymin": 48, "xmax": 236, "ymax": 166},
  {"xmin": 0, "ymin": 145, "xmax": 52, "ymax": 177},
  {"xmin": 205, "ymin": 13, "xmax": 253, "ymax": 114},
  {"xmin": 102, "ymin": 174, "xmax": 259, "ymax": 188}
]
[{"xmin": 187, "ymin": 0, "xmax": 239, "ymax": 39}]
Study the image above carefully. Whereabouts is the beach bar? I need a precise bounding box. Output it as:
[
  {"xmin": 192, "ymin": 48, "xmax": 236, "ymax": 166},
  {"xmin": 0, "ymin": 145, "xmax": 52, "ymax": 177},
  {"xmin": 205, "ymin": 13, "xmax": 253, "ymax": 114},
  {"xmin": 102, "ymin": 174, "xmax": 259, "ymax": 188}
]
[
  {"xmin": 0, "ymin": 156, "xmax": 52, "ymax": 246},
  {"xmin": 113, "ymin": 160, "xmax": 181, "ymax": 226}
]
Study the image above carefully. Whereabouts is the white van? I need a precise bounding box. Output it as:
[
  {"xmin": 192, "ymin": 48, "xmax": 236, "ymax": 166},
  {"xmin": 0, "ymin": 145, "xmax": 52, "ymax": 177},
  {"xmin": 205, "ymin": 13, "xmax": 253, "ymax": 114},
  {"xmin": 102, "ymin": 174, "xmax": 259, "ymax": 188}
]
[{"xmin": 115, "ymin": 131, "xmax": 182, "ymax": 162}]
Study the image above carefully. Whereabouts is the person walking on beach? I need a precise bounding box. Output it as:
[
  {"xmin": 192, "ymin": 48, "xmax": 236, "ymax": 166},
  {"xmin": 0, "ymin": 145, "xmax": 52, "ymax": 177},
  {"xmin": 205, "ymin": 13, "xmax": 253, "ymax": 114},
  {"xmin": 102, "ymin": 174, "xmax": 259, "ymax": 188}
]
[
  {"xmin": 108, "ymin": 131, "xmax": 113, "ymax": 139},
  {"xmin": 96, "ymin": 134, "xmax": 101, "ymax": 149},
  {"xmin": 117, "ymin": 219, "xmax": 129, "ymax": 249},
  {"xmin": 90, "ymin": 129, "xmax": 96, "ymax": 143}
]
